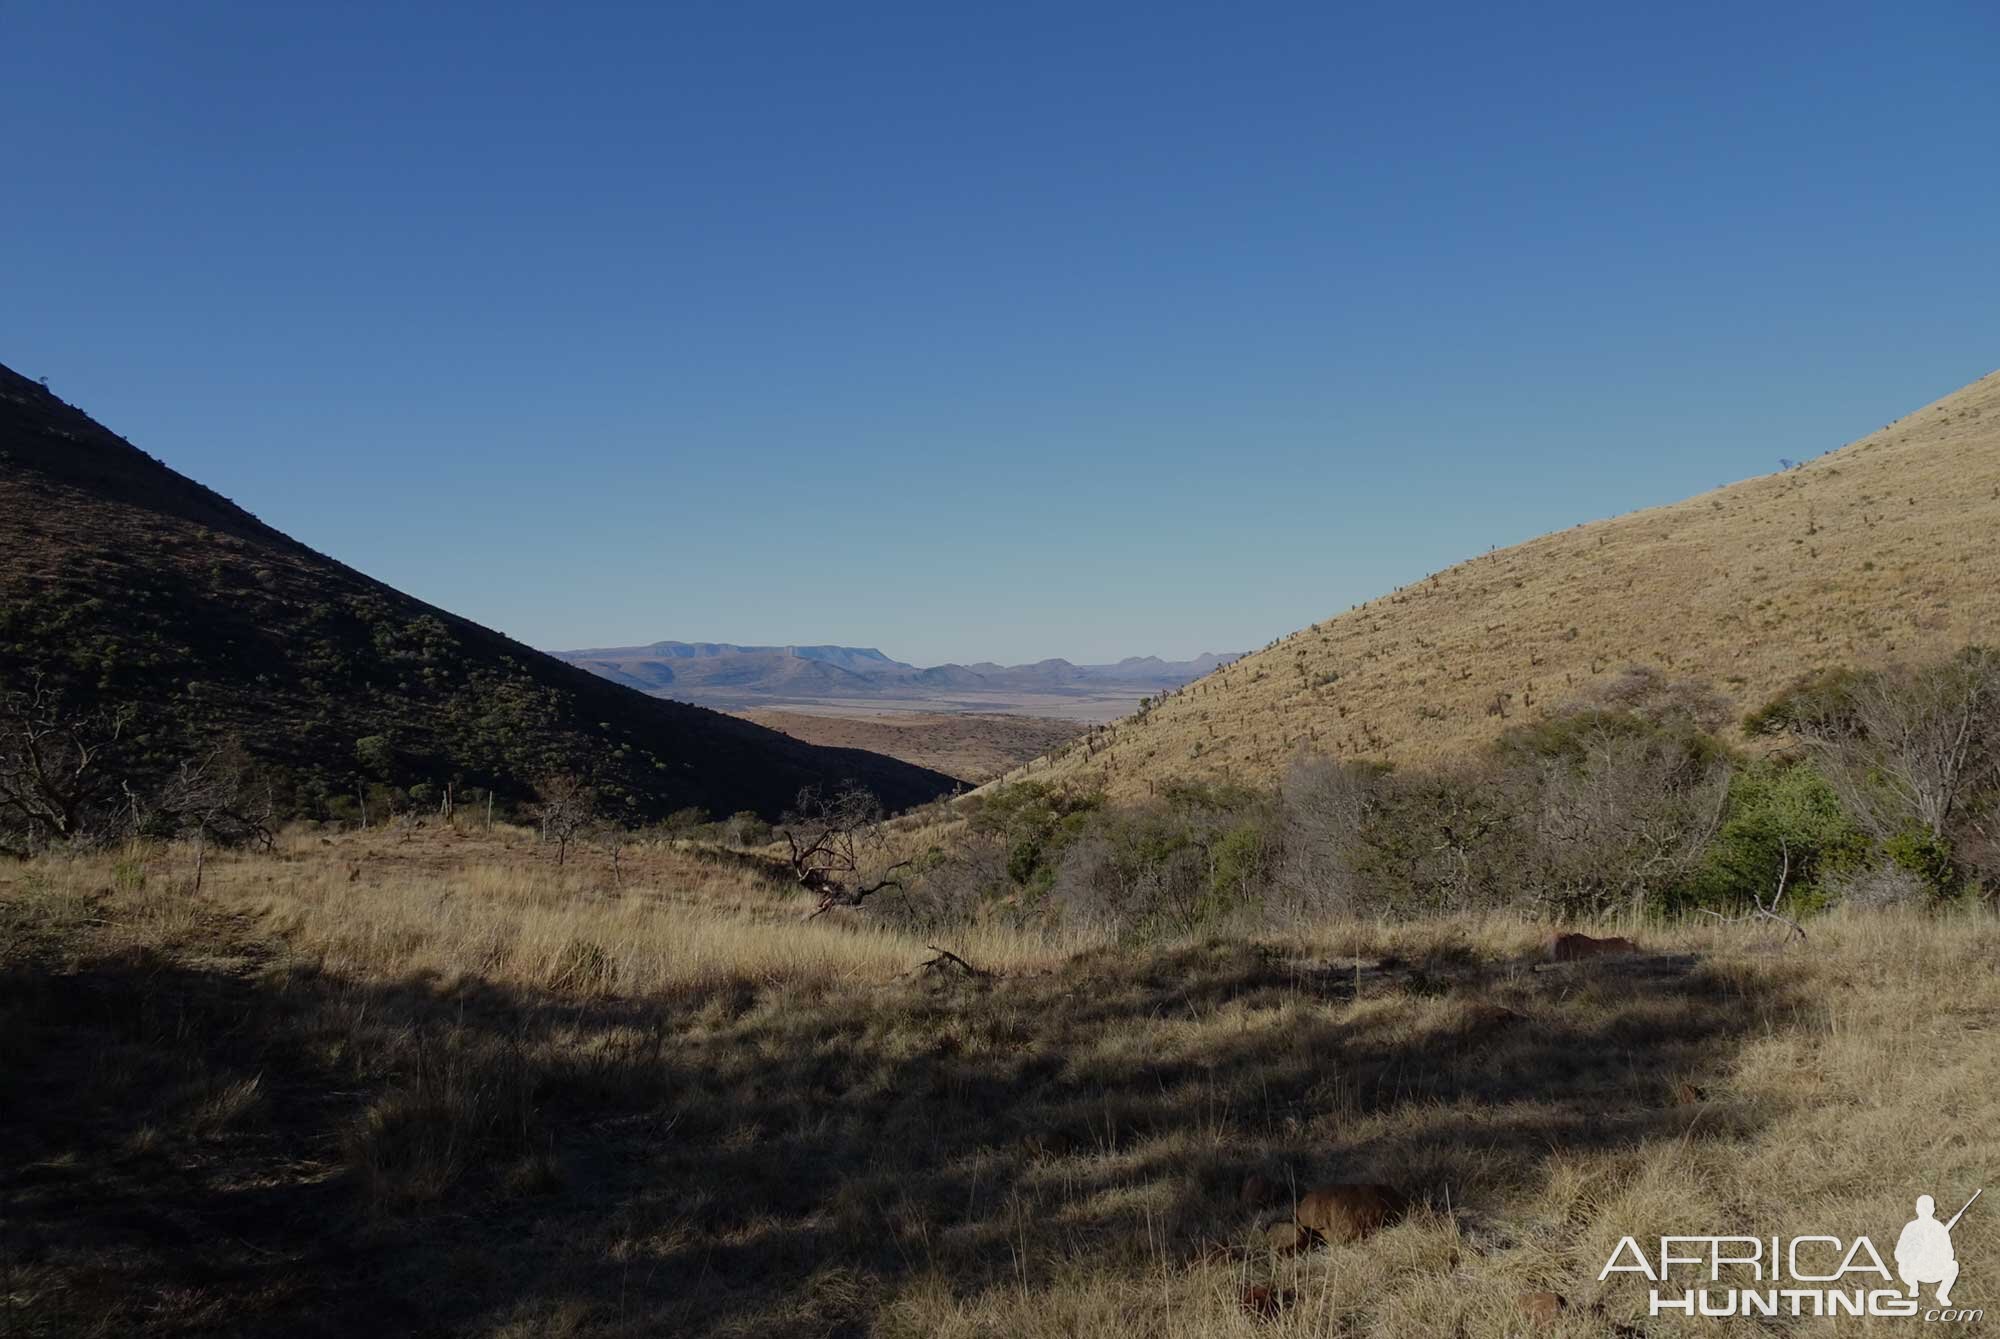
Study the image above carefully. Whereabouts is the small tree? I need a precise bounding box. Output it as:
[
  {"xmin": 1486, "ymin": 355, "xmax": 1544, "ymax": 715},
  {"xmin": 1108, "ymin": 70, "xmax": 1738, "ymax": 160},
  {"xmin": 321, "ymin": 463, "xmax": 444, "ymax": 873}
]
[
  {"xmin": 535, "ymin": 773, "xmax": 595, "ymax": 865},
  {"xmin": 151, "ymin": 743, "xmax": 274, "ymax": 891},
  {"xmin": 1523, "ymin": 731, "xmax": 1730, "ymax": 917},
  {"xmin": 782, "ymin": 784, "xmax": 910, "ymax": 919},
  {"xmin": 600, "ymin": 827, "xmax": 625, "ymax": 886},
  {"xmin": 1822, "ymin": 651, "xmax": 1998, "ymax": 839},
  {"xmin": 355, "ymin": 734, "xmax": 398, "ymax": 780},
  {"xmin": 1784, "ymin": 650, "xmax": 2000, "ymax": 897},
  {"xmin": 1271, "ymin": 755, "xmax": 1372, "ymax": 922},
  {"xmin": 0, "ymin": 675, "xmax": 133, "ymax": 856}
]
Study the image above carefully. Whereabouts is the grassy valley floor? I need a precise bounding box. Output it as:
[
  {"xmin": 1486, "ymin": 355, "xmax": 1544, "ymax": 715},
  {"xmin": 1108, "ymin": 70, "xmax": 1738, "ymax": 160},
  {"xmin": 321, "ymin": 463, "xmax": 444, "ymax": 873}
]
[{"xmin": 2, "ymin": 827, "xmax": 1995, "ymax": 1337}]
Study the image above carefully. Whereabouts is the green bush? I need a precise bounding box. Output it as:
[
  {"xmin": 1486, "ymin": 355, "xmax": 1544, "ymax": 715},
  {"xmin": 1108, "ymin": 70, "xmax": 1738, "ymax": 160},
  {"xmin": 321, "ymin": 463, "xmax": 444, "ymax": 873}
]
[
  {"xmin": 1884, "ymin": 828, "xmax": 1963, "ymax": 900},
  {"xmin": 723, "ymin": 811, "xmax": 771, "ymax": 847},
  {"xmin": 1496, "ymin": 705, "xmax": 1729, "ymax": 771},
  {"xmin": 1350, "ymin": 768, "xmax": 1519, "ymax": 915},
  {"xmin": 964, "ymin": 780, "xmax": 1275, "ymax": 937},
  {"xmin": 1679, "ymin": 763, "xmax": 1867, "ymax": 913},
  {"xmin": 1210, "ymin": 820, "xmax": 1268, "ymax": 902},
  {"xmin": 355, "ymin": 734, "xmax": 398, "ymax": 780},
  {"xmin": 660, "ymin": 807, "xmax": 711, "ymax": 838},
  {"xmin": 968, "ymin": 782, "xmax": 1105, "ymax": 894}
]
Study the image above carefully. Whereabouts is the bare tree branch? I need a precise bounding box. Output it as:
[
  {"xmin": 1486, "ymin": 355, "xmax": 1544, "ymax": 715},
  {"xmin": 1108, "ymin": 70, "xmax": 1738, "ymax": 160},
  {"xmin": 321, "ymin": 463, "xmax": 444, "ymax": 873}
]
[
  {"xmin": 783, "ymin": 784, "xmax": 911, "ymax": 919},
  {"xmin": 1697, "ymin": 837, "xmax": 1808, "ymax": 942},
  {"xmin": 1793, "ymin": 651, "xmax": 2000, "ymax": 843},
  {"xmin": 918, "ymin": 945, "xmax": 989, "ymax": 978},
  {"xmin": 535, "ymin": 774, "xmax": 595, "ymax": 865},
  {"xmin": 0, "ymin": 675, "xmax": 133, "ymax": 855},
  {"xmin": 146, "ymin": 743, "xmax": 274, "ymax": 887}
]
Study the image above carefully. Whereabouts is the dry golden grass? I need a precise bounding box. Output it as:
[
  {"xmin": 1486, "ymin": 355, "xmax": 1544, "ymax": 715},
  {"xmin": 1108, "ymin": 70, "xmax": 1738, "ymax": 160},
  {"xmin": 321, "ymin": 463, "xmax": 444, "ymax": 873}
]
[
  {"xmin": 3, "ymin": 827, "xmax": 1995, "ymax": 1336},
  {"xmin": 248, "ymin": 828, "xmax": 1072, "ymax": 997},
  {"xmin": 1011, "ymin": 368, "xmax": 2000, "ymax": 799}
]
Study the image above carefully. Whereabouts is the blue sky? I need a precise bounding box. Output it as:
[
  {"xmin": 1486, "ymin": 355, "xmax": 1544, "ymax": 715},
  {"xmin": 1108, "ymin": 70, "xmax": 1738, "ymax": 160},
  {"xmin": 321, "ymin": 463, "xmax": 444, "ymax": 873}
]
[{"xmin": 5, "ymin": 1, "xmax": 1996, "ymax": 666}]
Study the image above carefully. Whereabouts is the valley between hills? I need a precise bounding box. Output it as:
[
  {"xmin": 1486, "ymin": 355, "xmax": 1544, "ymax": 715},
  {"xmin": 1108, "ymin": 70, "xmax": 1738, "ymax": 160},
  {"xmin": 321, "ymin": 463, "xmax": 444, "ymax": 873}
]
[
  {"xmin": 5, "ymin": 362, "xmax": 1999, "ymax": 1339},
  {"xmin": 549, "ymin": 641, "xmax": 1237, "ymax": 781},
  {"xmin": 11, "ymin": 13, "xmax": 1999, "ymax": 1337}
]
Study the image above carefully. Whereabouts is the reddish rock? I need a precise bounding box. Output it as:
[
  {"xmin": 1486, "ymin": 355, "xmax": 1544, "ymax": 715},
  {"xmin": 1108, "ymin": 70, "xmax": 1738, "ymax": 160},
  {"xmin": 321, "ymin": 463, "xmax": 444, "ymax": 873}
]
[
  {"xmin": 1294, "ymin": 1182, "xmax": 1409, "ymax": 1243},
  {"xmin": 1241, "ymin": 1284, "xmax": 1293, "ymax": 1319},
  {"xmin": 1548, "ymin": 932, "xmax": 1639, "ymax": 962},
  {"xmin": 1520, "ymin": 1290, "xmax": 1567, "ymax": 1323}
]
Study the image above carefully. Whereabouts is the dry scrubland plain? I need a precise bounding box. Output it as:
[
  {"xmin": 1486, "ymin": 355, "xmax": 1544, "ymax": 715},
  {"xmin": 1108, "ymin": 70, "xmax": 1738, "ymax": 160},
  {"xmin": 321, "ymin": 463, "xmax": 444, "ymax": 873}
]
[
  {"xmin": 1012, "ymin": 369, "xmax": 2000, "ymax": 800},
  {"xmin": 4, "ymin": 825, "xmax": 1996, "ymax": 1337},
  {"xmin": 736, "ymin": 709, "xmax": 1087, "ymax": 783}
]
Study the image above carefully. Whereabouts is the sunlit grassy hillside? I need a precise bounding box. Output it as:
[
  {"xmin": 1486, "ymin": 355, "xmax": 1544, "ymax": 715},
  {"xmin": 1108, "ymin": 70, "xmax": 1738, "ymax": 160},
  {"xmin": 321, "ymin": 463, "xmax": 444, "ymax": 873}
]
[{"xmin": 1012, "ymin": 368, "xmax": 2000, "ymax": 799}]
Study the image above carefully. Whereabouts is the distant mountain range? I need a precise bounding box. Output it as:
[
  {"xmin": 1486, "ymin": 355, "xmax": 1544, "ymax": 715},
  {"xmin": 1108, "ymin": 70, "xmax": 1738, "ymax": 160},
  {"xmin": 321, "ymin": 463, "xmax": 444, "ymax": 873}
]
[{"xmin": 554, "ymin": 642, "xmax": 1242, "ymax": 713}]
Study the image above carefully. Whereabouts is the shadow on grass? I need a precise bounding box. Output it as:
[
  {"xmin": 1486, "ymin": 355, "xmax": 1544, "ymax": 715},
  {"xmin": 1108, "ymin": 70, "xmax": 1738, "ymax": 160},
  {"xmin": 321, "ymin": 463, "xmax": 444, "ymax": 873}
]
[{"xmin": 0, "ymin": 931, "xmax": 1804, "ymax": 1337}]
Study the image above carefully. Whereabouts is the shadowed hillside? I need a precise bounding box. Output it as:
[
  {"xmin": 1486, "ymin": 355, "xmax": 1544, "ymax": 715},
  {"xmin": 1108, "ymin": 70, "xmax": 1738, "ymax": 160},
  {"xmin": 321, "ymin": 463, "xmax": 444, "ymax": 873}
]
[
  {"xmin": 0, "ymin": 363, "xmax": 957, "ymax": 820},
  {"xmin": 1014, "ymin": 368, "xmax": 2000, "ymax": 799}
]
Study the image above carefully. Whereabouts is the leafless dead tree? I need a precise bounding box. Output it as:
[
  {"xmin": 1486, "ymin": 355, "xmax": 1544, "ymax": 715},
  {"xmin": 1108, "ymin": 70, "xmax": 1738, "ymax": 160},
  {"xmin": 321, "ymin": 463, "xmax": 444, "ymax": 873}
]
[
  {"xmin": 1791, "ymin": 651, "xmax": 2000, "ymax": 844},
  {"xmin": 1270, "ymin": 755, "xmax": 1370, "ymax": 922},
  {"xmin": 0, "ymin": 675, "xmax": 133, "ymax": 856},
  {"xmin": 1528, "ymin": 734, "xmax": 1729, "ymax": 917},
  {"xmin": 783, "ymin": 784, "xmax": 911, "ymax": 919},
  {"xmin": 604, "ymin": 833, "xmax": 624, "ymax": 886},
  {"xmin": 151, "ymin": 743, "xmax": 275, "ymax": 890},
  {"xmin": 535, "ymin": 773, "xmax": 595, "ymax": 865}
]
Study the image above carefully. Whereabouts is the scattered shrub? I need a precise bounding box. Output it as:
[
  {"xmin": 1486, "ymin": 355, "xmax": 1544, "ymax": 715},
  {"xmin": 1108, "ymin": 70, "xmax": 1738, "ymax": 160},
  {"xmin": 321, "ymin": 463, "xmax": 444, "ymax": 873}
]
[
  {"xmin": 1884, "ymin": 828, "xmax": 1964, "ymax": 900},
  {"xmin": 1678, "ymin": 762, "xmax": 1868, "ymax": 914},
  {"xmin": 1827, "ymin": 859, "xmax": 1931, "ymax": 909}
]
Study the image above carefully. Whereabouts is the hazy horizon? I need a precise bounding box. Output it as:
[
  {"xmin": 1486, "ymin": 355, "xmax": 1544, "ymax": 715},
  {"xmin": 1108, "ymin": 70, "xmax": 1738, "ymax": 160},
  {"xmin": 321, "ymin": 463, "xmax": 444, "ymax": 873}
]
[{"xmin": 547, "ymin": 637, "xmax": 1242, "ymax": 668}]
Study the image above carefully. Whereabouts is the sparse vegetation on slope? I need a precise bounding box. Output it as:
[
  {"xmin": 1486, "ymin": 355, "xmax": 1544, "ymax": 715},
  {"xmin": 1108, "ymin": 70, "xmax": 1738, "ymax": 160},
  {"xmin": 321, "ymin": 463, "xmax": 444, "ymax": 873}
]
[
  {"xmin": 888, "ymin": 648, "xmax": 1999, "ymax": 943},
  {"xmin": 1012, "ymin": 369, "xmax": 2000, "ymax": 799},
  {"xmin": 0, "ymin": 362, "xmax": 957, "ymax": 824}
]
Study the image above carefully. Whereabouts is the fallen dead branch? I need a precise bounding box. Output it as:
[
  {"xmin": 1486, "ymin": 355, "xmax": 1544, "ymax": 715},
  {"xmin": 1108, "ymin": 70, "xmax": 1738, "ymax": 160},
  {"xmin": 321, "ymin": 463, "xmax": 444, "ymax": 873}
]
[{"xmin": 918, "ymin": 944, "xmax": 989, "ymax": 978}]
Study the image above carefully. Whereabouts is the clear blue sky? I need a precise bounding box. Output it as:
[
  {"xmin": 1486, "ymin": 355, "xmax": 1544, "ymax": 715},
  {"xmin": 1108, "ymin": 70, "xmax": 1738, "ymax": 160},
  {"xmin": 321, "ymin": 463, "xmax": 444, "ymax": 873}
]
[{"xmin": 5, "ymin": 2, "xmax": 1995, "ymax": 666}]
